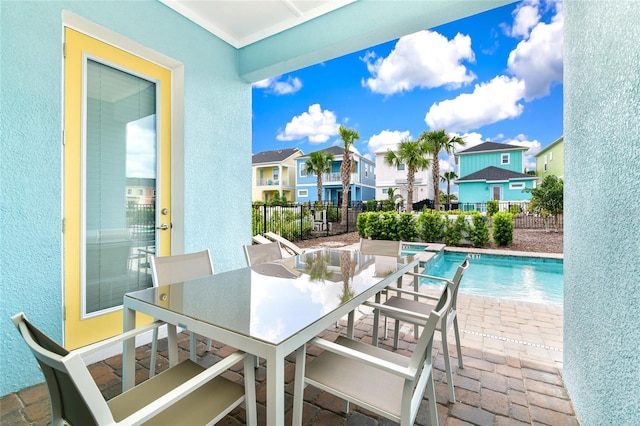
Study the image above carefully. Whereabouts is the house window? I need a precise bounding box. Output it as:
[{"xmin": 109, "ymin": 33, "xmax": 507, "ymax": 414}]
[
  {"xmin": 127, "ymin": 189, "xmax": 132, "ymax": 194},
  {"xmin": 397, "ymin": 163, "xmax": 406, "ymax": 171},
  {"xmin": 549, "ymin": 151, "xmax": 553, "ymax": 161},
  {"xmin": 365, "ymin": 164, "xmax": 369, "ymax": 178},
  {"xmin": 272, "ymin": 167, "xmax": 279, "ymax": 183},
  {"xmin": 298, "ymin": 189, "xmax": 308, "ymax": 197},
  {"xmin": 544, "ymin": 155, "xmax": 548, "ymax": 172},
  {"xmin": 300, "ymin": 166, "xmax": 307, "ymax": 177},
  {"xmin": 509, "ymin": 182, "xmax": 525, "ymax": 190},
  {"xmin": 501, "ymin": 153, "xmax": 510, "ymax": 165}
]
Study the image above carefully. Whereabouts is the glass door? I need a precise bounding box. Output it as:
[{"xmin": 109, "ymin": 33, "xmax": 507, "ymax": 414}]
[{"xmin": 64, "ymin": 28, "xmax": 172, "ymax": 349}]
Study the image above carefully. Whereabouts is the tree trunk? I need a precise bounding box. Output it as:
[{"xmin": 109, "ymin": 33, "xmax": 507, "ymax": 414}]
[
  {"xmin": 432, "ymin": 152, "xmax": 440, "ymax": 211},
  {"xmin": 406, "ymin": 167, "xmax": 415, "ymax": 213},
  {"xmin": 340, "ymin": 156, "xmax": 351, "ymax": 225}
]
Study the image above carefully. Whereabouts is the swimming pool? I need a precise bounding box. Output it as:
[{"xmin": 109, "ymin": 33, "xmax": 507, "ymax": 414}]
[{"xmin": 415, "ymin": 251, "xmax": 564, "ymax": 305}]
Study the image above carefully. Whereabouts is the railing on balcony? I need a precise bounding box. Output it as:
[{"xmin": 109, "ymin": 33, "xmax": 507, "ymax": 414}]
[
  {"xmin": 321, "ymin": 172, "xmax": 360, "ymax": 184},
  {"xmin": 257, "ymin": 178, "xmax": 290, "ymax": 186}
]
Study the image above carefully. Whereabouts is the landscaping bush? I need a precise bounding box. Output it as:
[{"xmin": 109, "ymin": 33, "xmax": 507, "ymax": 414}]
[
  {"xmin": 469, "ymin": 214, "xmax": 490, "ymax": 247},
  {"xmin": 416, "ymin": 210, "xmax": 445, "ymax": 242},
  {"xmin": 356, "ymin": 212, "xmax": 370, "ymax": 237},
  {"xmin": 366, "ymin": 211, "xmax": 400, "ymax": 240},
  {"xmin": 508, "ymin": 204, "xmax": 522, "ymax": 215},
  {"xmin": 493, "ymin": 212, "xmax": 514, "ymax": 246},
  {"xmin": 443, "ymin": 215, "xmax": 467, "ymax": 246},
  {"xmin": 397, "ymin": 212, "xmax": 417, "ymax": 242},
  {"xmin": 487, "ymin": 200, "xmax": 499, "ymax": 216}
]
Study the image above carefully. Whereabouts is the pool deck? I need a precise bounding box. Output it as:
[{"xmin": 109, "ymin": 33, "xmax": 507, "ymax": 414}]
[{"xmin": 2, "ymin": 249, "xmax": 577, "ymax": 425}]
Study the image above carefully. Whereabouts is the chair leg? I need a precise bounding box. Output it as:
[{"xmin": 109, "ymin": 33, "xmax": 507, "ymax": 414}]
[
  {"xmin": 393, "ymin": 319, "xmax": 400, "ymax": 349},
  {"xmin": 150, "ymin": 328, "xmax": 158, "ymax": 377},
  {"xmin": 426, "ymin": 370, "xmax": 439, "ymax": 426},
  {"xmin": 453, "ymin": 317, "xmax": 463, "ymax": 368},
  {"xmin": 206, "ymin": 337, "xmax": 212, "ymax": 352},
  {"xmin": 189, "ymin": 332, "xmax": 197, "ymax": 362},
  {"xmin": 441, "ymin": 328, "xmax": 456, "ymax": 403}
]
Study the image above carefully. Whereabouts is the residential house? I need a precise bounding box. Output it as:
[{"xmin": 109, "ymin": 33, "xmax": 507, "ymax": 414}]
[
  {"xmin": 535, "ymin": 136, "xmax": 564, "ymax": 179},
  {"xmin": 374, "ymin": 145, "xmax": 434, "ymax": 205},
  {"xmin": 455, "ymin": 141, "xmax": 537, "ymax": 209},
  {"xmin": 296, "ymin": 146, "xmax": 375, "ymax": 204},
  {"xmin": 2, "ymin": 2, "xmax": 638, "ymax": 424},
  {"xmin": 252, "ymin": 148, "xmax": 303, "ymax": 202}
]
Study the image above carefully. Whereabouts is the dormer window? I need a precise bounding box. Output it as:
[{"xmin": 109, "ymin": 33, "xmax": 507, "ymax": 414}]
[{"xmin": 501, "ymin": 153, "xmax": 510, "ymax": 165}]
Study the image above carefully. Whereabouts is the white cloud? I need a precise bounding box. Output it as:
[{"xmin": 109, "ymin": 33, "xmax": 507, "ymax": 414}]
[
  {"xmin": 507, "ymin": 6, "xmax": 563, "ymax": 100},
  {"xmin": 252, "ymin": 75, "xmax": 302, "ymax": 95},
  {"xmin": 362, "ymin": 30, "xmax": 476, "ymax": 95},
  {"xmin": 276, "ymin": 104, "xmax": 339, "ymax": 144},
  {"xmin": 425, "ymin": 76, "xmax": 526, "ymax": 132},
  {"xmin": 508, "ymin": 0, "xmax": 541, "ymax": 38},
  {"xmin": 368, "ymin": 129, "xmax": 412, "ymax": 155}
]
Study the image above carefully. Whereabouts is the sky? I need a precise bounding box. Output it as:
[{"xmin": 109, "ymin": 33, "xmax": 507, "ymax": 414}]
[{"xmin": 252, "ymin": 0, "xmax": 563, "ymax": 183}]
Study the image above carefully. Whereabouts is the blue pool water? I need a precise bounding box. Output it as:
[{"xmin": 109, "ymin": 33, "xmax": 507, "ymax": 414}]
[{"xmin": 414, "ymin": 251, "xmax": 564, "ymax": 305}]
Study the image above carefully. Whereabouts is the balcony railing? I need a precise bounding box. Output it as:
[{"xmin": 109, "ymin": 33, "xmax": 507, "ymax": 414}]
[
  {"xmin": 257, "ymin": 178, "xmax": 290, "ymax": 186},
  {"xmin": 321, "ymin": 172, "xmax": 360, "ymax": 184}
]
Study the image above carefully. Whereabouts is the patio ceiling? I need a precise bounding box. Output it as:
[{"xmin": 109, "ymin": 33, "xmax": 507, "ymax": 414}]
[{"xmin": 159, "ymin": 0, "xmax": 356, "ymax": 48}]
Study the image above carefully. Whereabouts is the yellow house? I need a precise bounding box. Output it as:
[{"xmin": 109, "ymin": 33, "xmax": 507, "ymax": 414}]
[{"xmin": 252, "ymin": 148, "xmax": 303, "ymax": 202}]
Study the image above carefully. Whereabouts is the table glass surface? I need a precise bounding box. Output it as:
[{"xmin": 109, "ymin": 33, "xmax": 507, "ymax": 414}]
[{"xmin": 125, "ymin": 249, "xmax": 414, "ymax": 345}]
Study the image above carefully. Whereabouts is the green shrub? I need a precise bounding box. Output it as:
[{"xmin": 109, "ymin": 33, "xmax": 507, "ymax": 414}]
[
  {"xmin": 492, "ymin": 212, "xmax": 514, "ymax": 246},
  {"xmin": 416, "ymin": 211, "xmax": 445, "ymax": 242},
  {"xmin": 365, "ymin": 200, "xmax": 378, "ymax": 212},
  {"xmin": 366, "ymin": 211, "xmax": 400, "ymax": 240},
  {"xmin": 381, "ymin": 199, "xmax": 396, "ymax": 211},
  {"xmin": 326, "ymin": 205, "xmax": 341, "ymax": 222},
  {"xmin": 508, "ymin": 204, "xmax": 522, "ymax": 215},
  {"xmin": 469, "ymin": 214, "xmax": 490, "ymax": 247},
  {"xmin": 487, "ymin": 200, "xmax": 499, "ymax": 216},
  {"xmin": 397, "ymin": 213, "xmax": 417, "ymax": 241},
  {"xmin": 356, "ymin": 212, "xmax": 371, "ymax": 237},
  {"xmin": 443, "ymin": 215, "xmax": 467, "ymax": 246}
]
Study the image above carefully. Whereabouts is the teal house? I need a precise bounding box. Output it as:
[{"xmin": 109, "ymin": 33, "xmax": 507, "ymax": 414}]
[
  {"xmin": 1, "ymin": 2, "xmax": 639, "ymax": 425},
  {"xmin": 295, "ymin": 146, "xmax": 376, "ymax": 204},
  {"xmin": 455, "ymin": 142, "xmax": 536, "ymax": 208}
]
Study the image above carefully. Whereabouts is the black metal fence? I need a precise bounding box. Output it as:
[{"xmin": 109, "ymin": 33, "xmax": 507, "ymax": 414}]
[{"xmin": 251, "ymin": 202, "xmax": 364, "ymax": 240}]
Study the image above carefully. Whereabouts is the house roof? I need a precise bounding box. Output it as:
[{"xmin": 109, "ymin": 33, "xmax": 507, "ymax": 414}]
[
  {"xmin": 456, "ymin": 166, "xmax": 537, "ymax": 182},
  {"xmin": 457, "ymin": 141, "xmax": 527, "ymax": 155},
  {"xmin": 535, "ymin": 136, "xmax": 564, "ymax": 158},
  {"xmin": 300, "ymin": 145, "xmax": 362, "ymax": 158},
  {"xmin": 252, "ymin": 148, "xmax": 302, "ymax": 164}
]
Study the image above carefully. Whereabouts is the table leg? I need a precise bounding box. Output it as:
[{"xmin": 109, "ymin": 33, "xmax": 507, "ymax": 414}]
[
  {"xmin": 292, "ymin": 345, "xmax": 306, "ymax": 425},
  {"xmin": 266, "ymin": 348, "xmax": 285, "ymax": 425},
  {"xmin": 167, "ymin": 324, "xmax": 178, "ymax": 367},
  {"xmin": 122, "ymin": 306, "xmax": 136, "ymax": 391}
]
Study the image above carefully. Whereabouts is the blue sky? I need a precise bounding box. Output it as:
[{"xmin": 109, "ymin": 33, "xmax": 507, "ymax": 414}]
[{"xmin": 252, "ymin": 0, "xmax": 563, "ymax": 177}]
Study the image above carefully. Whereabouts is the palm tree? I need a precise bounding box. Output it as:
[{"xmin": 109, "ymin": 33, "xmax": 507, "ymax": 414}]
[
  {"xmin": 338, "ymin": 125, "xmax": 360, "ymax": 225},
  {"xmin": 338, "ymin": 251, "xmax": 356, "ymax": 304},
  {"xmin": 304, "ymin": 150, "xmax": 334, "ymax": 205},
  {"xmin": 440, "ymin": 171, "xmax": 458, "ymax": 210},
  {"xmin": 420, "ymin": 129, "xmax": 465, "ymax": 211},
  {"xmin": 383, "ymin": 138, "xmax": 431, "ymax": 213}
]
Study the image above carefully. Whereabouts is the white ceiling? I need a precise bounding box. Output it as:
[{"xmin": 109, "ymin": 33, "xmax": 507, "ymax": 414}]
[{"xmin": 159, "ymin": 0, "xmax": 356, "ymax": 48}]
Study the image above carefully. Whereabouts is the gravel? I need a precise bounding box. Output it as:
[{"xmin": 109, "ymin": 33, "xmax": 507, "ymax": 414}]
[{"xmin": 296, "ymin": 228, "xmax": 563, "ymax": 254}]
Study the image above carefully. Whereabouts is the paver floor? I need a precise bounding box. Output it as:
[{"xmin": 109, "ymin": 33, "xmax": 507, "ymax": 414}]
[{"xmin": 1, "ymin": 293, "xmax": 577, "ymax": 425}]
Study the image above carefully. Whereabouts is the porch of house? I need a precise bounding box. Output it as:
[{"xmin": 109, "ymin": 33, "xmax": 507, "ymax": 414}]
[{"xmin": 1, "ymin": 292, "xmax": 577, "ymax": 425}]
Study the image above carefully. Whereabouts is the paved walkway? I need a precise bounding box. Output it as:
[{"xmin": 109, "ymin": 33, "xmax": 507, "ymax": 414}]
[{"xmin": 1, "ymin": 292, "xmax": 577, "ymax": 425}]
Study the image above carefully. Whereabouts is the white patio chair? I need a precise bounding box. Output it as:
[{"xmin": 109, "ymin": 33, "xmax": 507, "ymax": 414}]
[
  {"xmin": 150, "ymin": 249, "xmax": 214, "ymax": 376},
  {"xmin": 367, "ymin": 255, "xmax": 470, "ymax": 403},
  {"xmin": 358, "ymin": 238, "xmax": 402, "ymax": 257},
  {"xmin": 292, "ymin": 286, "xmax": 452, "ymax": 426},
  {"xmin": 12, "ymin": 312, "xmax": 257, "ymax": 426}
]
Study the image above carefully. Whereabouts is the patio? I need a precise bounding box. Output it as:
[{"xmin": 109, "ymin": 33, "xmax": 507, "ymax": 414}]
[{"xmin": 2, "ymin": 291, "xmax": 577, "ymax": 425}]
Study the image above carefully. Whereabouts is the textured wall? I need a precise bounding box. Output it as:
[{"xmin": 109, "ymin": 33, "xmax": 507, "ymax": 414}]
[
  {"xmin": 564, "ymin": 1, "xmax": 640, "ymax": 424},
  {"xmin": 0, "ymin": 0, "xmax": 251, "ymax": 395}
]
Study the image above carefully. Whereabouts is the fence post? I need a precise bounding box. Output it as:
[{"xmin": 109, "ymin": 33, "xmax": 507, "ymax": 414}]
[{"xmin": 262, "ymin": 204, "xmax": 267, "ymax": 234}]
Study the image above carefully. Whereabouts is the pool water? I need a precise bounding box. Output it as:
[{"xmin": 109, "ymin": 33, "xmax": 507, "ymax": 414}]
[{"xmin": 415, "ymin": 251, "xmax": 564, "ymax": 305}]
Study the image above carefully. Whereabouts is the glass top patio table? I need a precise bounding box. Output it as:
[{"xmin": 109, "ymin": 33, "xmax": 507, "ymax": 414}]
[{"xmin": 122, "ymin": 248, "xmax": 418, "ymax": 425}]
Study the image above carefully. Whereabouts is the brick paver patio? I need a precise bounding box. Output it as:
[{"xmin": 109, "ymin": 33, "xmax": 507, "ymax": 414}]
[{"xmin": 1, "ymin": 291, "xmax": 577, "ymax": 425}]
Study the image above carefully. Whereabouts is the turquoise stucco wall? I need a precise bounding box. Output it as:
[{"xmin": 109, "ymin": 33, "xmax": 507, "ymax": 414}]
[
  {"xmin": 564, "ymin": 1, "xmax": 640, "ymax": 424},
  {"xmin": 459, "ymin": 150, "xmax": 524, "ymax": 176},
  {"xmin": 0, "ymin": 1, "xmax": 251, "ymax": 395},
  {"xmin": 458, "ymin": 180, "xmax": 532, "ymax": 204}
]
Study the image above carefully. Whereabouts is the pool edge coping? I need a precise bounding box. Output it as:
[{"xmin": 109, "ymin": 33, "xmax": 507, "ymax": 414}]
[{"xmin": 444, "ymin": 246, "xmax": 564, "ymax": 260}]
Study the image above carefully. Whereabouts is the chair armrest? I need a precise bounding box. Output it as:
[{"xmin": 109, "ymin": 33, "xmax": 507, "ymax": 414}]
[
  {"xmin": 309, "ymin": 337, "xmax": 415, "ymax": 380},
  {"xmin": 406, "ymin": 272, "xmax": 453, "ymax": 285},
  {"xmin": 363, "ymin": 302, "xmax": 430, "ymax": 323},
  {"xmin": 73, "ymin": 321, "xmax": 164, "ymax": 357},
  {"xmin": 119, "ymin": 351, "xmax": 247, "ymax": 425},
  {"xmin": 384, "ymin": 286, "xmax": 439, "ymax": 301}
]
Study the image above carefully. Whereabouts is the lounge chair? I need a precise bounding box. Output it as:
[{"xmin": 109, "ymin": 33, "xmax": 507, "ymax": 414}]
[
  {"xmin": 243, "ymin": 241, "xmax": 284, "ymax": 266},
  {"xmin": 264, "ymin": 231, "xmax": 305, "ymax": 256}
]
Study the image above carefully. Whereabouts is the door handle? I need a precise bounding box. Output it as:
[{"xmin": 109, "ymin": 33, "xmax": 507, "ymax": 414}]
[{"xmin": 156, "ymin": 223, "xmax": 169, "ymax": 230}]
